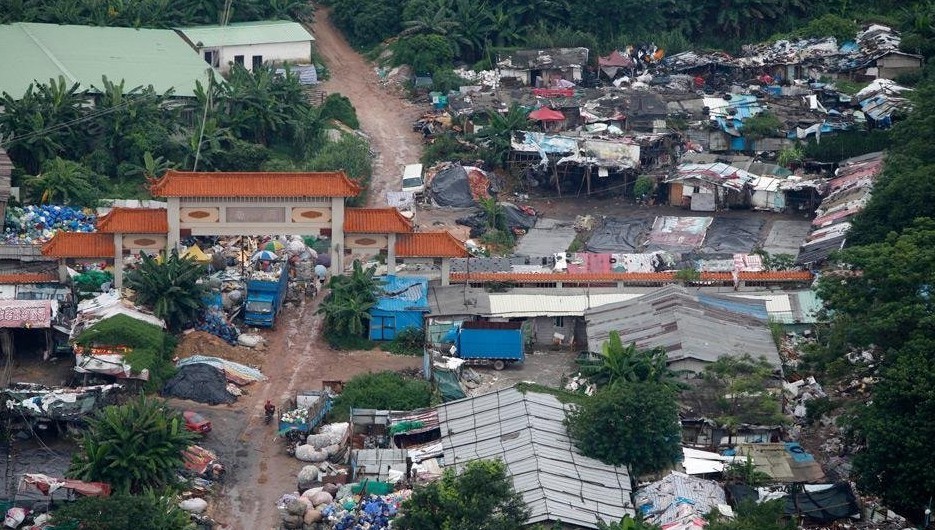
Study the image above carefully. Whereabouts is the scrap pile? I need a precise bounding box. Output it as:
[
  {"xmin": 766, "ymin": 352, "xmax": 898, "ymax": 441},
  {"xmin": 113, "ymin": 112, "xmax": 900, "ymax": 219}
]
[
  {"xmin": 196, "ymin": 307, "xmax": 239, "ymax": 345},
  {"xmin": 3, "ymin": 205, "xmax": 96, "ymax": 244},
  {"xmin": 4, "ymin": 383, "xmax": 122, "ymax": 421},
  {"xmin": 278, "ymin": 485, "xmax": 410, "ymax": 530}
]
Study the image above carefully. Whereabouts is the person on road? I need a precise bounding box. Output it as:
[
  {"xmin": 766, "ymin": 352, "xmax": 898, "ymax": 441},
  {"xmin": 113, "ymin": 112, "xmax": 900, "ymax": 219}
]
[{"xmin": 264, "ymin": 400, "xmax": 275, "ymax": 415}]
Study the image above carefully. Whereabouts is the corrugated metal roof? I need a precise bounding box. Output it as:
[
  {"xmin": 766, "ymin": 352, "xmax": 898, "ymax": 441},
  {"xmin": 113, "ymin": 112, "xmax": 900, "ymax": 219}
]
[
  {"xmin": 175, "ymin": 20, "xmax": 313, "ymax": 48},
  {"xmin": 584, "ymin": 285, "xmax": 780, "ymax": 370},
  {"xmin": 436, "ymin": 387, "xmax": 634, "ymax": 529},
  {"xmin": 487, "ymin": 293, "xmax": 642, "ymax": 317},
  {"xmin": 0, "ymin": 23, "xmax": 215, "ymax": 98}
]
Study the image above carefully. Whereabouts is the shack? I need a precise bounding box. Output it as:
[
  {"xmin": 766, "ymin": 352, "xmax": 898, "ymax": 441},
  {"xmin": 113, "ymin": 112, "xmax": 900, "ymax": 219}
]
[
  {"xmin": 497, "ymin": 47, "xmax": 589, "ymax": 88},
  {"xmin": 368, "ymin": 276, "xmax": 429, "ymax": 341}
]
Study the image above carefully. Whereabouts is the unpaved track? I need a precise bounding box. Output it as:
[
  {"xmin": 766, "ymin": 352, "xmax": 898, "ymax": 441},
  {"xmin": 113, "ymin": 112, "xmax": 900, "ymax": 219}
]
[
  {"xmin": 211, "ymin": 297, "xmax": 421, "ymax": 530},
  {"xmin": 311, "ymin": 7, "xmax": 424, "ymax": 207}
]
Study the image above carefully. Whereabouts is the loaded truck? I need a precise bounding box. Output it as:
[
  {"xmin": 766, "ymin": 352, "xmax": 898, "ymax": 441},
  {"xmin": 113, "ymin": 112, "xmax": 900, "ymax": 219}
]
[
  {"xmin": 243, "ymin": 262, "xmax": 291, "ymax": 328},
  {"xmin": 278, "ymin": 390, "xmax": 333, "ymax": 440},
  {"xmin": 455, "ymin": 321, "xmax": 525, "ymax": 370}
]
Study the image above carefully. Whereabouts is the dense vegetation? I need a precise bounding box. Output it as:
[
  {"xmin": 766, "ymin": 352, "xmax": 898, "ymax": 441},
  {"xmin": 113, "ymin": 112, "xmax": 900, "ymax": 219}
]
[
  {"xmin": 395, "ymin": 459, "xmax": 529, "ymax": 530},
  {"xmin": 0, "ymin": 66, "xmax": 369, "ymax": 206},
  {"xmin": 324, "ymin": 0, "xmax": 935, "ymax": 68},
  {"xmin": 0, "ymin": 0, "xmax": 312, "ymax": 27},
  {"xmin": 808, "ymin": 69, "xmax": 935, "ymax": 517},
  {"xmin": 69, "ymin": 396, "xmax": 196, "ymax": 494},
  {"xmin": 51, "ymin": 493, "xmax": 195, "ymax": 530},
  {"xmin": 329, "ymin": 371, "xmax": 433, "ymax": 422}
]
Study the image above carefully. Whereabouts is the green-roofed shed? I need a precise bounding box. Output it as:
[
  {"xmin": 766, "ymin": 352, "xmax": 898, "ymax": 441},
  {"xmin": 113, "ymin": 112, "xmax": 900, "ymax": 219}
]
[
  {"xmin": 174, "ymin": 20, "xmax": 314, "ymax": 73},
  {"xmin": 0, "ymin": 23, "xmax": 215, "ymax": 98}
]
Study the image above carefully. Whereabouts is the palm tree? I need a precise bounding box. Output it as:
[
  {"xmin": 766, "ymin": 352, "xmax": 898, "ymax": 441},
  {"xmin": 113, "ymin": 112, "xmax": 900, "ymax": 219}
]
[
  {"xmin": 24, "ymin": 157, "xmax": 98, "ymax": 206},
  {"xmin": 472, "ymin": 103, "xmax": 529, "ymax": 165},
  {"xmin": 579, "ymin": 331, "xmax": 677, "ymax": 388},
  {"xmin": 318, "ymin": 260, "xmax": 379, "ymax": 337},
  {"xmin": 448, "ymin": 0, "xmax": 493, "ymax": 63},
  {"xmin": 125, "ymin": 250, "xmax": 207, "ymax": 331},
  {"xmin": 401, "ymin": 0, "xmax": 456, "ymax": 36},
  {"xmin": 69, "ymin": 396, "xmax": 197, "ymax": 494}
]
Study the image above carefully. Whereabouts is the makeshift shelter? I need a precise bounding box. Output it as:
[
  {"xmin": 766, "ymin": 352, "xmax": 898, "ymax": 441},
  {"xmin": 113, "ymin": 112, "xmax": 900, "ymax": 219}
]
[
  {"xmin": 368, "ymin": 276, "xmax": 429, "ymax": 341},
  {"xmin": 598, "ymin": 50, "xmax": 635, "ymax": 79},
  {"xmin": 182, "ymin": 244, "xmax": 210, "ymax": 263},
  {"xmin": 528, "ymin": 107, "xmax": 565, "ymax": 121}
]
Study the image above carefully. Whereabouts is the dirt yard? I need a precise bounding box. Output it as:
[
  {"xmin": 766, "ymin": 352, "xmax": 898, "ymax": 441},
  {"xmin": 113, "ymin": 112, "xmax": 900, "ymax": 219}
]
[{"xmin": 312, "ymin": 7, "xmax": 425, "ymax": 208}]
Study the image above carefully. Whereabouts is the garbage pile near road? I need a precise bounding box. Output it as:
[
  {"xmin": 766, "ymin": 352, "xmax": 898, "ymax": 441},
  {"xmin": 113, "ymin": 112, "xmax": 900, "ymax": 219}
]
[
  {"xmin": 277, "ymin": 485, "xmax": 410, "ymax": 530},
  {"xmin": 3, "ymin": 205, "xmax": 96, "ymax": 244}
]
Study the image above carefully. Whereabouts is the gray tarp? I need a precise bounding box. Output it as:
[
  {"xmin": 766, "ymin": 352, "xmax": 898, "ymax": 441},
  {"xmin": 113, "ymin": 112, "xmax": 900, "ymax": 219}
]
[
  {"xmin": 699, "ymin": 217, "xmax": 765, "ymax": 254},
  {"xmin": 162, "ymin": 364, "xmax": 235, "ymax": 405},
  {"xmin": 585, "ymin": 217, "xmax": 648, "ymax": 252},
  {"xmin": 428, "ymin": 164, "xmax": 475, "ymax": 207}
]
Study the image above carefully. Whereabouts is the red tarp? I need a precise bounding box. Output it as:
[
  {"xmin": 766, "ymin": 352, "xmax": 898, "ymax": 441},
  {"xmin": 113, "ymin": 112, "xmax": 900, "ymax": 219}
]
[
  {"xmin": 21, "ymin": 474, "xmax": 111, "ymax": 497},
  {"xmin": 0, "ymin": 300, "xmax": 52, "ymax": 328},
  {"xmin": 528, "ymin": 107, "xmax": 566, "ymax": 121},
  {"xmin": 183, "ymin": 444, "xmax": 217, "ymax": 475},
  {"xmin": 599, "ymin": 50, "xmax": 634, "ymax": 68},
  {"xmin": 532, "ymin": 88, "xmax": 573, "ymax": 98}
]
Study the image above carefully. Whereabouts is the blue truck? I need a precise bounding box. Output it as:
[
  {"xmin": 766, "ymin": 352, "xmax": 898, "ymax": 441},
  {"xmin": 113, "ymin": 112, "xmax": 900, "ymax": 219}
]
[
  {"xmin": 243, "ymin": 262, "xmax": 290, "ymax": 328},
  {"xmin": 279, "ymin": 390, "xmax": 333, "ymax": 440},
  {"xmin": 455, "ymin": 321, "xmax": 525, "ymax": 370}
]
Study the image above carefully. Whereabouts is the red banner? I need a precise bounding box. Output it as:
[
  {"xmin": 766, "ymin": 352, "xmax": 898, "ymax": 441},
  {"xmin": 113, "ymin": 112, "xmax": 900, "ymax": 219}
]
[
  {"xmin": 532, "ymin": 88, "xmax": 574, "ymax": 98},
  {"xmin": 0, "ymin": 300, "xmax": 52, "ymax": 328}
]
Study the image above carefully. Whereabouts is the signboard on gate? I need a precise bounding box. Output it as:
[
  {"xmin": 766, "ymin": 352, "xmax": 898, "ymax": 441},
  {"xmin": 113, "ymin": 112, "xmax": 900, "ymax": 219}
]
[{"xmin": 0, "ymin": 300, "xmax": 52, "ymax": 328}]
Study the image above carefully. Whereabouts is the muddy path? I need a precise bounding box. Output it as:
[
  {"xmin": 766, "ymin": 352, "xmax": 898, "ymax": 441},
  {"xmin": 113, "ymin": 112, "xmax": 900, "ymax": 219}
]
[
  {"xmin": 311, "ymin": 7, "xmax": 425, "ymax": 207},
  {"xmin": 210, "ymin": 295, "xmax": 421, "ymax": 530}
]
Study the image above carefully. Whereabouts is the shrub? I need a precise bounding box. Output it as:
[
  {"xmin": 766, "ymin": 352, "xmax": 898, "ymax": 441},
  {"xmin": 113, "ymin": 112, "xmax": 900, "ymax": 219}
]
[
  {"xmin": 319, "ymin": 93, "xmax": 360, "ymax": 129},
  {"xmin": 329, "ymin": 371, "xmax": 432, "ymax": 421},
  {"xmin": 381, "ymin": 328, "xmax": 425, "ymax": 356}
]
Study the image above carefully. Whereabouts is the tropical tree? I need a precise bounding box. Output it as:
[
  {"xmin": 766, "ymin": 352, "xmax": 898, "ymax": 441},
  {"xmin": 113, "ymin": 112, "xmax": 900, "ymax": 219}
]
[
  {"xmin": 566, "ymin": 381, "xmax": 682, "ymax": 475},
  {"xmin": 124, "ymin": 249, "xmax": 207, "ymax": 331},
  {"xmin": 51, "ymin": 493, "xmax": 195, "ymax": 530},
  {"xmin": 579, "ymin": 331, "xmax": 676, "ymax": 388},
  {"xmin": 69, "ymin": 396, "xmax": 197, "ymax": 494},
  {"xmin": 696, "ymin": 354, "xmax": 785, "ymax": 444},
  {"xmin": 473, "ymin": 103, "xmax": 529, "ymax": 165},
  {"xmin": 706, "ymin": 500, "xmax": 795, "ymax": 530},
  {"xmin": 24, "ymin": 157, "xmax": 99, "ymax": 206},
  {"xmin": 400, "ymin": 0, "xmax": 456, "ymax": 36},
  {"xmin": 317, "ymin": 260, "xmax": 379, "ymax": 339},
  {"xmin": 395, "ymin": 459, "xmax": 529, "ymax": 530}
]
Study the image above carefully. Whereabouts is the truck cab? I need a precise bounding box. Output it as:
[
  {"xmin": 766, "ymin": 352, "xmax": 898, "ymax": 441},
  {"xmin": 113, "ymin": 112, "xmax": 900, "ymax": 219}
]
[
  {"xmin": 401, "ymin": 163, "xmax": 425, "ymax": 197},
  {"xmin": 243, "ymin": 294, "xmax": 275, "ymax": 326}
]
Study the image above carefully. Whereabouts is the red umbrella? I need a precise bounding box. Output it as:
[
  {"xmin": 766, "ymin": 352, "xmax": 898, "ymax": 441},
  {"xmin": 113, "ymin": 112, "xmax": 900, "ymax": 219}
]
[{"xmin": 528, "ymin": 107, "xmax": 565, "ymax": 121}]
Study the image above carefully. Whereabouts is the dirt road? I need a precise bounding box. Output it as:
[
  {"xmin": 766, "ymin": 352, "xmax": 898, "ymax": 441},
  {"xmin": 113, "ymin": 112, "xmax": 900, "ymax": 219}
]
[
  {"xmin": 208, "ymin": 297, "xmax": 422, "ymax": 530},
  {"xmin": 311, "ymin": 8, "xmax": 424, "ymax": 207}
]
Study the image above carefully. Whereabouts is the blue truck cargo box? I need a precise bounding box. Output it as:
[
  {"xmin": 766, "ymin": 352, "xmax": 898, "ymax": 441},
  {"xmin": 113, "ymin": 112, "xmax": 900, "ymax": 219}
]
[{"xmin": 456, "ymin": 321, "xmax": 524, "ymax": 367}]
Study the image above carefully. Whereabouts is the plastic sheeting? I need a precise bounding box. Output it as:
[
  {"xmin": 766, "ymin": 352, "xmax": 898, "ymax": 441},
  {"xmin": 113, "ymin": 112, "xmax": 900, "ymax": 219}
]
[
  {"xmin": 585, "ymin": 217, "xmax": 649, "ymax": 253},
  {"xmin": 427, "ymin": 164, "xmax": 475, "ymax": 207},
  {"xmin": 161, "ymin": 364, "xmax": 235, "ymax": 405},
  {"xmin": 433, "ymin": 369, "xmax": 466, "ymax": 401},
  {"xmin": 699, "ymin": 217, "xmax": 765, "ymax": 254}
]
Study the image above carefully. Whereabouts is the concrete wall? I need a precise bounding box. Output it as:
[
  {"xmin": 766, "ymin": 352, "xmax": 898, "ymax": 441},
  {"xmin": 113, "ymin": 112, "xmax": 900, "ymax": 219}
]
[
  {"xmin": 206, "ymin": 41, "xmax": 312, "ymax": 72},
  {"xmin": 525, "ymin": 315, "xmax": 579, "ymax": 346}
]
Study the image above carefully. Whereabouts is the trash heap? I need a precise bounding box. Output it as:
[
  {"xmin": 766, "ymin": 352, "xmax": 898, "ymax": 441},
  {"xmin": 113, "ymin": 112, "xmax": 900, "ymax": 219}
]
[
  {"xmin": 3, "ymin": 205, "xmax": 96, "ymax": 244},
  {"xmin": 278, "ymin": 484, "xmax": 411, "ymax": 530},
  {"xmin": 196, "ymin": 307, "xmax": 239, "ymax": 345},
  {"xmin": 294, "ymin": 422, "xmax": 349, "ymax": 463}
]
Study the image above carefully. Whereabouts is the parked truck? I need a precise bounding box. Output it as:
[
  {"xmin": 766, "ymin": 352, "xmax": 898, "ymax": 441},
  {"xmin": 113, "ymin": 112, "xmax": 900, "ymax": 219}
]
[
  {"xmin": 455, "ymin": 321, "xmax": 525, "ymax": 370},
  {"xmin": 243, "ymin": 262, "xmax": 291, "ymax": 328},
  {"xmin": 278, "ymin": 390, "xmax": 333, "ymax": 440}
]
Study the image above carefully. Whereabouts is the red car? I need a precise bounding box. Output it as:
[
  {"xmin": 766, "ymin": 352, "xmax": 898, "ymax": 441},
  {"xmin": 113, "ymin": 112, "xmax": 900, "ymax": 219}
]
[{"xmin": 183, "ymin": 411, "xmax": 212, "ymax": 434}]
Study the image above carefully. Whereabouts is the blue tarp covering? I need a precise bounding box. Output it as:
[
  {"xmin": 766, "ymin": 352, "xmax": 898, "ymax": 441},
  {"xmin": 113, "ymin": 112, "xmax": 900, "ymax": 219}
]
[
  {"xmin": 696, "ymin": 294, "xmax": 769, "ymax": 321},
  {"xmin": 369, "ymin": 276, "xmax": 429, "ymax": 341}
]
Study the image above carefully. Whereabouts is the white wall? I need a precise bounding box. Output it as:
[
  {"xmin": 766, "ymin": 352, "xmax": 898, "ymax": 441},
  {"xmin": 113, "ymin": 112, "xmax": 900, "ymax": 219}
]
[{"xmin": 210, "ymin": 41, "xmax": 311, "ymax": 72}]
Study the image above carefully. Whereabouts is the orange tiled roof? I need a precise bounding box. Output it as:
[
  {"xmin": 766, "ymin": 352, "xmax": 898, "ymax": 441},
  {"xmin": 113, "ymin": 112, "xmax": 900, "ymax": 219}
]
[
  {"xmin": 0, "ymin": 272, "xmax": 59, "ymax": 284},
  {"xmin": 345, "ymin": 208, "xmax": 413, "ymax": 234},
  {"xmin": 149, "ymin": 170, "xmax": 361, "ymax": 198},
  {"xmin": 396, "ymin": 232, "xmax": 469, "ymax": 258},
  {"xmin": 449, "ymin": 271, "xmax": 814, "ymax": 283},
  {"xmin": 96, "ymin": 207, "xmax": 169, "ymax": 234},
  {"xmin": 41, "ymin": 232, "xmax": 115, "ymax": 258}
]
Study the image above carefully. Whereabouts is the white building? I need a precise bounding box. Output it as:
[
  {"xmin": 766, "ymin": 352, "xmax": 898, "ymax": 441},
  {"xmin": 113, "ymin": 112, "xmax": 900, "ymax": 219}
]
[{"xmin": 175, "ymin": 20, "xmax": 314, "ymax": 73}]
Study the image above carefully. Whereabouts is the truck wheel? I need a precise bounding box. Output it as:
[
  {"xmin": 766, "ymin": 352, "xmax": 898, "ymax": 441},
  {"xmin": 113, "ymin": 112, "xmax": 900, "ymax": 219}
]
[{"xmin": 493, "ymin": 360, "xmax": 505, "ymax": 371}]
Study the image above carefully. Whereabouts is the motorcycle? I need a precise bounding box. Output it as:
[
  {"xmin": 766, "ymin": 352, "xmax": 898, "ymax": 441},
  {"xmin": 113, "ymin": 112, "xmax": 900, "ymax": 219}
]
[{"xmin": 264, "ymin": 406, "xmax": 275, "ymax": 425}]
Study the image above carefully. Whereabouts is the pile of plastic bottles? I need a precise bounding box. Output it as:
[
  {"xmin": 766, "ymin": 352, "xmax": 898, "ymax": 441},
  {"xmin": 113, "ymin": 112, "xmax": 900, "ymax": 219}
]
[
  {"xmin": 322, "ymin": 494, "xmax": 406, "ymax": 530},
  {"xmin": 3, "ymin": 205, "xmax": 96, "ymax": 243}
]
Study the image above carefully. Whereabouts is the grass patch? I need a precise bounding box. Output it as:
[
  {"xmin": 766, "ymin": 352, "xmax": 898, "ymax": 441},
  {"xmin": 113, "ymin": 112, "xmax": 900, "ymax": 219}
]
[
  {"xmin": 515, "ymin": 382, "xmax": 588, "ymax": 406},
  {"xmin": 324, "ymin": 330, "xmax": 375, "ymax": 351},
  {"xmin": 74, "ymin": 314, "xmax": 177, "ymax": 392},
  {"xmin": 328, "ymin": 371, "xmax": 433, "ymax": 422}
]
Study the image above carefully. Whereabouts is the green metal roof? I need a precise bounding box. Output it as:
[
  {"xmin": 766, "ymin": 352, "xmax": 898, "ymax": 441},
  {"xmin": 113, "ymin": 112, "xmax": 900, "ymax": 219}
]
[
  {"xmin": 175, "ymin": 20, "xmax": 314, "ymax": 48},
  {"xmin": 0, "ymin": 22, "xmax": 215, "ymax": 98}
]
